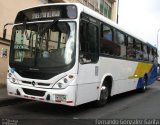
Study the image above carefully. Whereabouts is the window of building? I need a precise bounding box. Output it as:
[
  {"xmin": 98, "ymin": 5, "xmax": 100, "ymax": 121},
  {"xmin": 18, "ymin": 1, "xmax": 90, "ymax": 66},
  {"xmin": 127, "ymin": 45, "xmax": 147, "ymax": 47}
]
[
  {"xmin": 100, "ymin": 0, "xmax": 104, "ymax": 13},
  {"xmin": 104, "ymin": 2, "xmax": 108, "ymax": 17},
  {"xmin": 100, "ymin": 0, "xmax": 112, "ymax": 19},
  {"xmin": 108, "ymin": 6, "xmax": 112, "ymax": 19}
]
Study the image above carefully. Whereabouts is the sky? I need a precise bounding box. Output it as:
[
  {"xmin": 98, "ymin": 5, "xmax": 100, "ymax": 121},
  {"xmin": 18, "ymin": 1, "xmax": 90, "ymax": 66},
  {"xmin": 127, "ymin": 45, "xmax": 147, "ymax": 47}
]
[{"xmin": 118, "ymin": 0, "xmax": 160, "ymax": 49}]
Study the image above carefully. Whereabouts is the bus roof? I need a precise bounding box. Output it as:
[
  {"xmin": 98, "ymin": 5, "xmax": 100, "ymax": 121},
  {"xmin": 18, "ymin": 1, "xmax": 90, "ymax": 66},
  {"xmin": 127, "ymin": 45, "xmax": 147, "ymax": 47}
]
[
  {"xmin": 17, "ymin": 3, "xmax": 156, "ymax": 49},
  {"xmin": 81, "ymin": 4, "xmax": 156, "ymax": 49}
]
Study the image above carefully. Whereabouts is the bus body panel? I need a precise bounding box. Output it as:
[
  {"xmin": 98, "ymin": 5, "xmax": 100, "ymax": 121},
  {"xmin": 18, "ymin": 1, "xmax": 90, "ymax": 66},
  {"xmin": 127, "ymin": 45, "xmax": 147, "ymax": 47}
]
[
  {"xmin": 7, "ymin": 3, "xmax": 158, "ymax": 106},
  {"xmin": 76, "ymin": 63, "xmax": 100, "ymax": 105},
  {"xmin": 7, "ymin": 79, "xmax": 77, "ymax": 106},
  {"xmin": 99, "ymin": 57, "xmax": 137, "ymax": 96},
  {"xmin": 99, "ymin": 57, "xmax": 157, "ymax": 96}
]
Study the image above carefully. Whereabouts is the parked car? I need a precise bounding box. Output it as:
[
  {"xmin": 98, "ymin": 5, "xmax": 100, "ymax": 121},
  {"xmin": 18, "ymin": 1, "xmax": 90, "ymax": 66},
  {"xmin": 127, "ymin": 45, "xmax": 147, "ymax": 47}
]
[{"xmin": 157, "ymin": 76, "xmax": 160, "ymax": 81}]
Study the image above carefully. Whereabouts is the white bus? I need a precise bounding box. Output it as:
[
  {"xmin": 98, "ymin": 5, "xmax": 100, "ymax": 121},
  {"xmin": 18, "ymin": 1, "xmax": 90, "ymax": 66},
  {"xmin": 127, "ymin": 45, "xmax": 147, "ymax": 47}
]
[{"xmin": 7, "ymin": 3, "xmax": 158, "ymax": 107}]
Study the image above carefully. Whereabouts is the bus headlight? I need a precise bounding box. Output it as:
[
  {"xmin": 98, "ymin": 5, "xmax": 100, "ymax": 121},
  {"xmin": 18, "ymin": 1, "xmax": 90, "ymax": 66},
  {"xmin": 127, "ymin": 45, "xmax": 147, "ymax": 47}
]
[
  {"xmin": 53, "ymin": 75, "xmax": 75, "ymax": 89},
  {"xmin": 8, "ymin": 73, "xmax": 18, "ymax": 84}
]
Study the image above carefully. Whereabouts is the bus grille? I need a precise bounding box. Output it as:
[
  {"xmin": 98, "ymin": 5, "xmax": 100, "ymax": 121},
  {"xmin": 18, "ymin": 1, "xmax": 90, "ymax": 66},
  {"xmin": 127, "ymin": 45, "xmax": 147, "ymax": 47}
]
[
  {"xmin": 16, "ymin": 69, "xmax": 58, "ymax": 80},
  {"xmin": 23, "ymin": 88, "xmax": 46, "ymax": 97},
  {"xmin": 22, "ymin": 81, "xmax": 50, "ymax": 87}
]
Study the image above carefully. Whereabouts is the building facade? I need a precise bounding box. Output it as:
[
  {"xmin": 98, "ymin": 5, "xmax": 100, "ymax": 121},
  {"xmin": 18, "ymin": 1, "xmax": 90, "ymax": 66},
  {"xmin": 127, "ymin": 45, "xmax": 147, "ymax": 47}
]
[
  {"xmin": 0, "ymin": 0, "xmax": 46, "ymax": 85},
  {"xmin": 48, "ymin": 0, "xmax": 117, "ymax": 22},
  {"xmin": 0, "ymin": 0, "xmax": 117, "ymax": 85}
]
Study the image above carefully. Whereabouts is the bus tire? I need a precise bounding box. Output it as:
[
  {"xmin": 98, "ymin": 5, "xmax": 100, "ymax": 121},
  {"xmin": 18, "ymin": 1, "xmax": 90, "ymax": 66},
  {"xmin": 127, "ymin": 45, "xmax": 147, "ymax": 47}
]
[
  {"xmin": 96, "ymin": 83, "xmax": 109, "ymax": 107},
  {"xmin": 139, "ymin": 76, "xmax": 147, "ymax": 92}
]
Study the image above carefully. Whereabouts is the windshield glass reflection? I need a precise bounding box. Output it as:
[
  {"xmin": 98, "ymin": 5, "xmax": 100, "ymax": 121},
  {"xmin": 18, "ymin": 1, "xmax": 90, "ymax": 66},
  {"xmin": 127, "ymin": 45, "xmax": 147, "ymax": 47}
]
[{"xmin": 11, "ymin": 22, "xmax": 76, "ymax": 68}]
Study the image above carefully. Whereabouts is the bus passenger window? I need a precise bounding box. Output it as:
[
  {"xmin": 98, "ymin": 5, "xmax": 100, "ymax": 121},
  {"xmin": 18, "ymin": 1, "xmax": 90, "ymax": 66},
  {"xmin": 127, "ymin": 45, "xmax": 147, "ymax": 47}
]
[
  {"xmin": 102, "ymin": 25, "xmax": 112, "ymax": 41},
  {"xmin": 149, "ymin": 48, "xmax": 154, "ymax": 62},
  {"xmin": 153, "ymin": 49, "xmax": 158, "ymax": 63},
  {"xmin": 143, "ymin": 45, "xmax": 148, "ymax": 61},
  {"xmin": 100, "ymin": 25, "xmax": 120, "ymax": 56},
  {"xmin": 115, "ymin": 30, "xmax": 126, "ymax": 58},
  {"xmin": 135, "ymin": 40, "xmax": 143, "ymax": 60},
  {"xmin": 127, "ymin": 37, "xmax": 135, "ymax": 59}
]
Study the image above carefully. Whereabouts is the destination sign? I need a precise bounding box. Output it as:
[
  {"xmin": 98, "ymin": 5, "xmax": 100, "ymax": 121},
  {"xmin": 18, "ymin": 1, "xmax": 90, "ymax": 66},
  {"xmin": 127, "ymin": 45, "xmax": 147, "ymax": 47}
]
[
  {"xmin": 31, "ymin": 9, "xmax": 61, "ymax": 19},
  {"xmin": 15, "ymin": 5, "xmax": 77, "ymax": 23}
]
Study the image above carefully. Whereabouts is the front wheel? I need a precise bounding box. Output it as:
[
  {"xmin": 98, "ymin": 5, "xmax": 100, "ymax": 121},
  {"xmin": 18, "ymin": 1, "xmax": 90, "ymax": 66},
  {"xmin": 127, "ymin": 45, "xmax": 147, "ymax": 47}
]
[
  {"xmin": 96, "ymin": 85, "xmax": 109, "ymax": 107},
  {"xmin": 139, "ymin": 77, "xmax": 147, "ymax": 92}
]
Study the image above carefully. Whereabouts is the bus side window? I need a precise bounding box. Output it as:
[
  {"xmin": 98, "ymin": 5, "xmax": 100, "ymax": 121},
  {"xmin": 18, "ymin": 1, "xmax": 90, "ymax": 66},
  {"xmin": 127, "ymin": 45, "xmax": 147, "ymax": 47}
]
[
  {"xmin": 100, "ymin": 24, "xmax": 119, "ymax": 56},
  {"xmin": 79, "ymin": 21, "xmax": 99, "ymax": 64},
  {"xmin": 154, "ymin": 49, "xmax": 158, "ymax": 63},
  {"xmin": 127, "ymin": 36, "xmax": 135, "ymax": 59},
  {"xmin": 143, "ymin": 44, "xmax": 148, "ymax": 61},
  {"xmin": 114, "ymin": 30, "xmax": 126, "ymax": 58},
  {"xmin": 135, "ymin": 40, "xmax": 143, "ymax": 60},
  {"xmin": 149, "ymin": 47, "xmax": 153, "ymax": 62},
  {"xmin": 102, "ymin": 25, "xmax": 112, "ymax": 41},
  {"xmin": 151, "ymin": 48, "xmax": 155, "ymax": 63}
]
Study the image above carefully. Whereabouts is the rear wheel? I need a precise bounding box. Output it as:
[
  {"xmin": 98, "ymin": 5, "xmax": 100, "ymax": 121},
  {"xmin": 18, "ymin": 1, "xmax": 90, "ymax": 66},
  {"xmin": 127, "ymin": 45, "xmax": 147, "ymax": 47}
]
[
  {"xmin": 96, "ymin": 84, "xmax": 109, "ymax": 107},
  {"xmin": 140, "ymin": 76, "xmax": 147, "ymax": 92}
]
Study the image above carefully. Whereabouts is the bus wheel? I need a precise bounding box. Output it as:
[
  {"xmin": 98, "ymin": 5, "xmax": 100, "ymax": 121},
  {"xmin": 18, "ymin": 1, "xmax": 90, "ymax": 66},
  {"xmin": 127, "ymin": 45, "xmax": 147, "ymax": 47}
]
[
  {"xmin": 140, "ymin": 77, "xmax": 147, "ymax": 92},
  {"xmin": 96, "ymin": 84, "xmax": 109, "ymax": 107}
]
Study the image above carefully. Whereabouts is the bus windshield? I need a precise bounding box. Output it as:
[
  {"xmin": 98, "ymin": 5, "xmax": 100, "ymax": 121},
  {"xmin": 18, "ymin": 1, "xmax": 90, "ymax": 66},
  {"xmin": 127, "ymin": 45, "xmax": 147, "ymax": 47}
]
[{"xmin": 10, "ymin": 22, "xmax": 76, "ymax": 69}]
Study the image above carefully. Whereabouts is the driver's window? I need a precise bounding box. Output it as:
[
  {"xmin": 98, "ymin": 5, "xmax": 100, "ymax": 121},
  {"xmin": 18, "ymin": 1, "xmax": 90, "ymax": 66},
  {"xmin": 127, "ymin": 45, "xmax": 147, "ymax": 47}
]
[{"xmin": 79, "ymin": 20, "xmax": 98, "ymax": 64}]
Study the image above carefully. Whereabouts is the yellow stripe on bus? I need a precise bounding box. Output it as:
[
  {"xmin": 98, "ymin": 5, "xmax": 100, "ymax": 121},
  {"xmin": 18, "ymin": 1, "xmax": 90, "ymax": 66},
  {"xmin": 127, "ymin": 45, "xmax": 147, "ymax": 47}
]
[{"xmin": 128, "ymin": 62, "xmax": 152, "ymax": 79}]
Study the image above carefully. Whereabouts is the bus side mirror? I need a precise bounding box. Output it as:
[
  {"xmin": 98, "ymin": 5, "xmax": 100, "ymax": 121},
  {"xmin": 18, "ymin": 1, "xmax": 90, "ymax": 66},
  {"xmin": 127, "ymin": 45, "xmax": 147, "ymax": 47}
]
[{"xmin": 3, "ymin": 29, "xmax": 6, "ymax": 39}]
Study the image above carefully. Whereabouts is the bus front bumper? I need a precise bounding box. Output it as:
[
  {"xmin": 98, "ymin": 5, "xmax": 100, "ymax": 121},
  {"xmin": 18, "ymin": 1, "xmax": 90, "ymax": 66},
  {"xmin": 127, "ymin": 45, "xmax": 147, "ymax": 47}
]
[{"xmin": 7, "ymin": 79, "xmax": 77, "ymax": 106}]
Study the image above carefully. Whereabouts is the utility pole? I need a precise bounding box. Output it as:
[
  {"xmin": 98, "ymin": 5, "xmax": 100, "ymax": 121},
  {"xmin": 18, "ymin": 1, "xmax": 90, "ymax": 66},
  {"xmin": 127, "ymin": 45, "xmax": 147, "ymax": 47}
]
[{"xmin": 116, "ymin": 0, "xmax": 119, "ymax": 24}]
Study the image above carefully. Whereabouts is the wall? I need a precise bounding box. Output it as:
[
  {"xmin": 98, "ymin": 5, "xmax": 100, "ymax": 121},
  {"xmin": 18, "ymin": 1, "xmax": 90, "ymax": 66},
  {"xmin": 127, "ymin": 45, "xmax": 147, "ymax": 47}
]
[
  {"xmin": 0, "ymin": 39, "xmax": 10, "ymax": 85},
  {"xmin": 0, "ymin": 0, "xmax": 46, "ymax": 85},
  {"xmin": 0, "ymin": 0, "xmax": 45, "ymax": 40}
]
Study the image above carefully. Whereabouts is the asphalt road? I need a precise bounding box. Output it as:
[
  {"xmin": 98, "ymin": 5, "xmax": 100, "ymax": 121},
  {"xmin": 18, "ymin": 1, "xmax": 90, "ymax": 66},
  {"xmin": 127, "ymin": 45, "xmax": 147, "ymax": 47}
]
[{"xmin": 0, "ymin": 81, "xmax": 160, "ymax": 125}]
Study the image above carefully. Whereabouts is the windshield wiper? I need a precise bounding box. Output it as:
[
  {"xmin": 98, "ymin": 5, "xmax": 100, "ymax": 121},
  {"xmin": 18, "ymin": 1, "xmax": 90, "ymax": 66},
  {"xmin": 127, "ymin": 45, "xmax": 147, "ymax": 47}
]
[{"xmin": 39, "ymin": 18, "xmax": 59, "ymax": 35}]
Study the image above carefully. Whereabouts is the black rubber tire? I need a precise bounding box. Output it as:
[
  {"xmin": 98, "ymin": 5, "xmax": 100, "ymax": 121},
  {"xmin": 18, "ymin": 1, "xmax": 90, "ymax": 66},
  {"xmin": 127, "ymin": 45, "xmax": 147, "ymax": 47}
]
[
  {"xmin": 139, "ymin": 76, "xmax": 147, "ymax": 92},
  {"xmin": 96, "ymin": 84, "xmax": 109, "ymax": 107}
]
